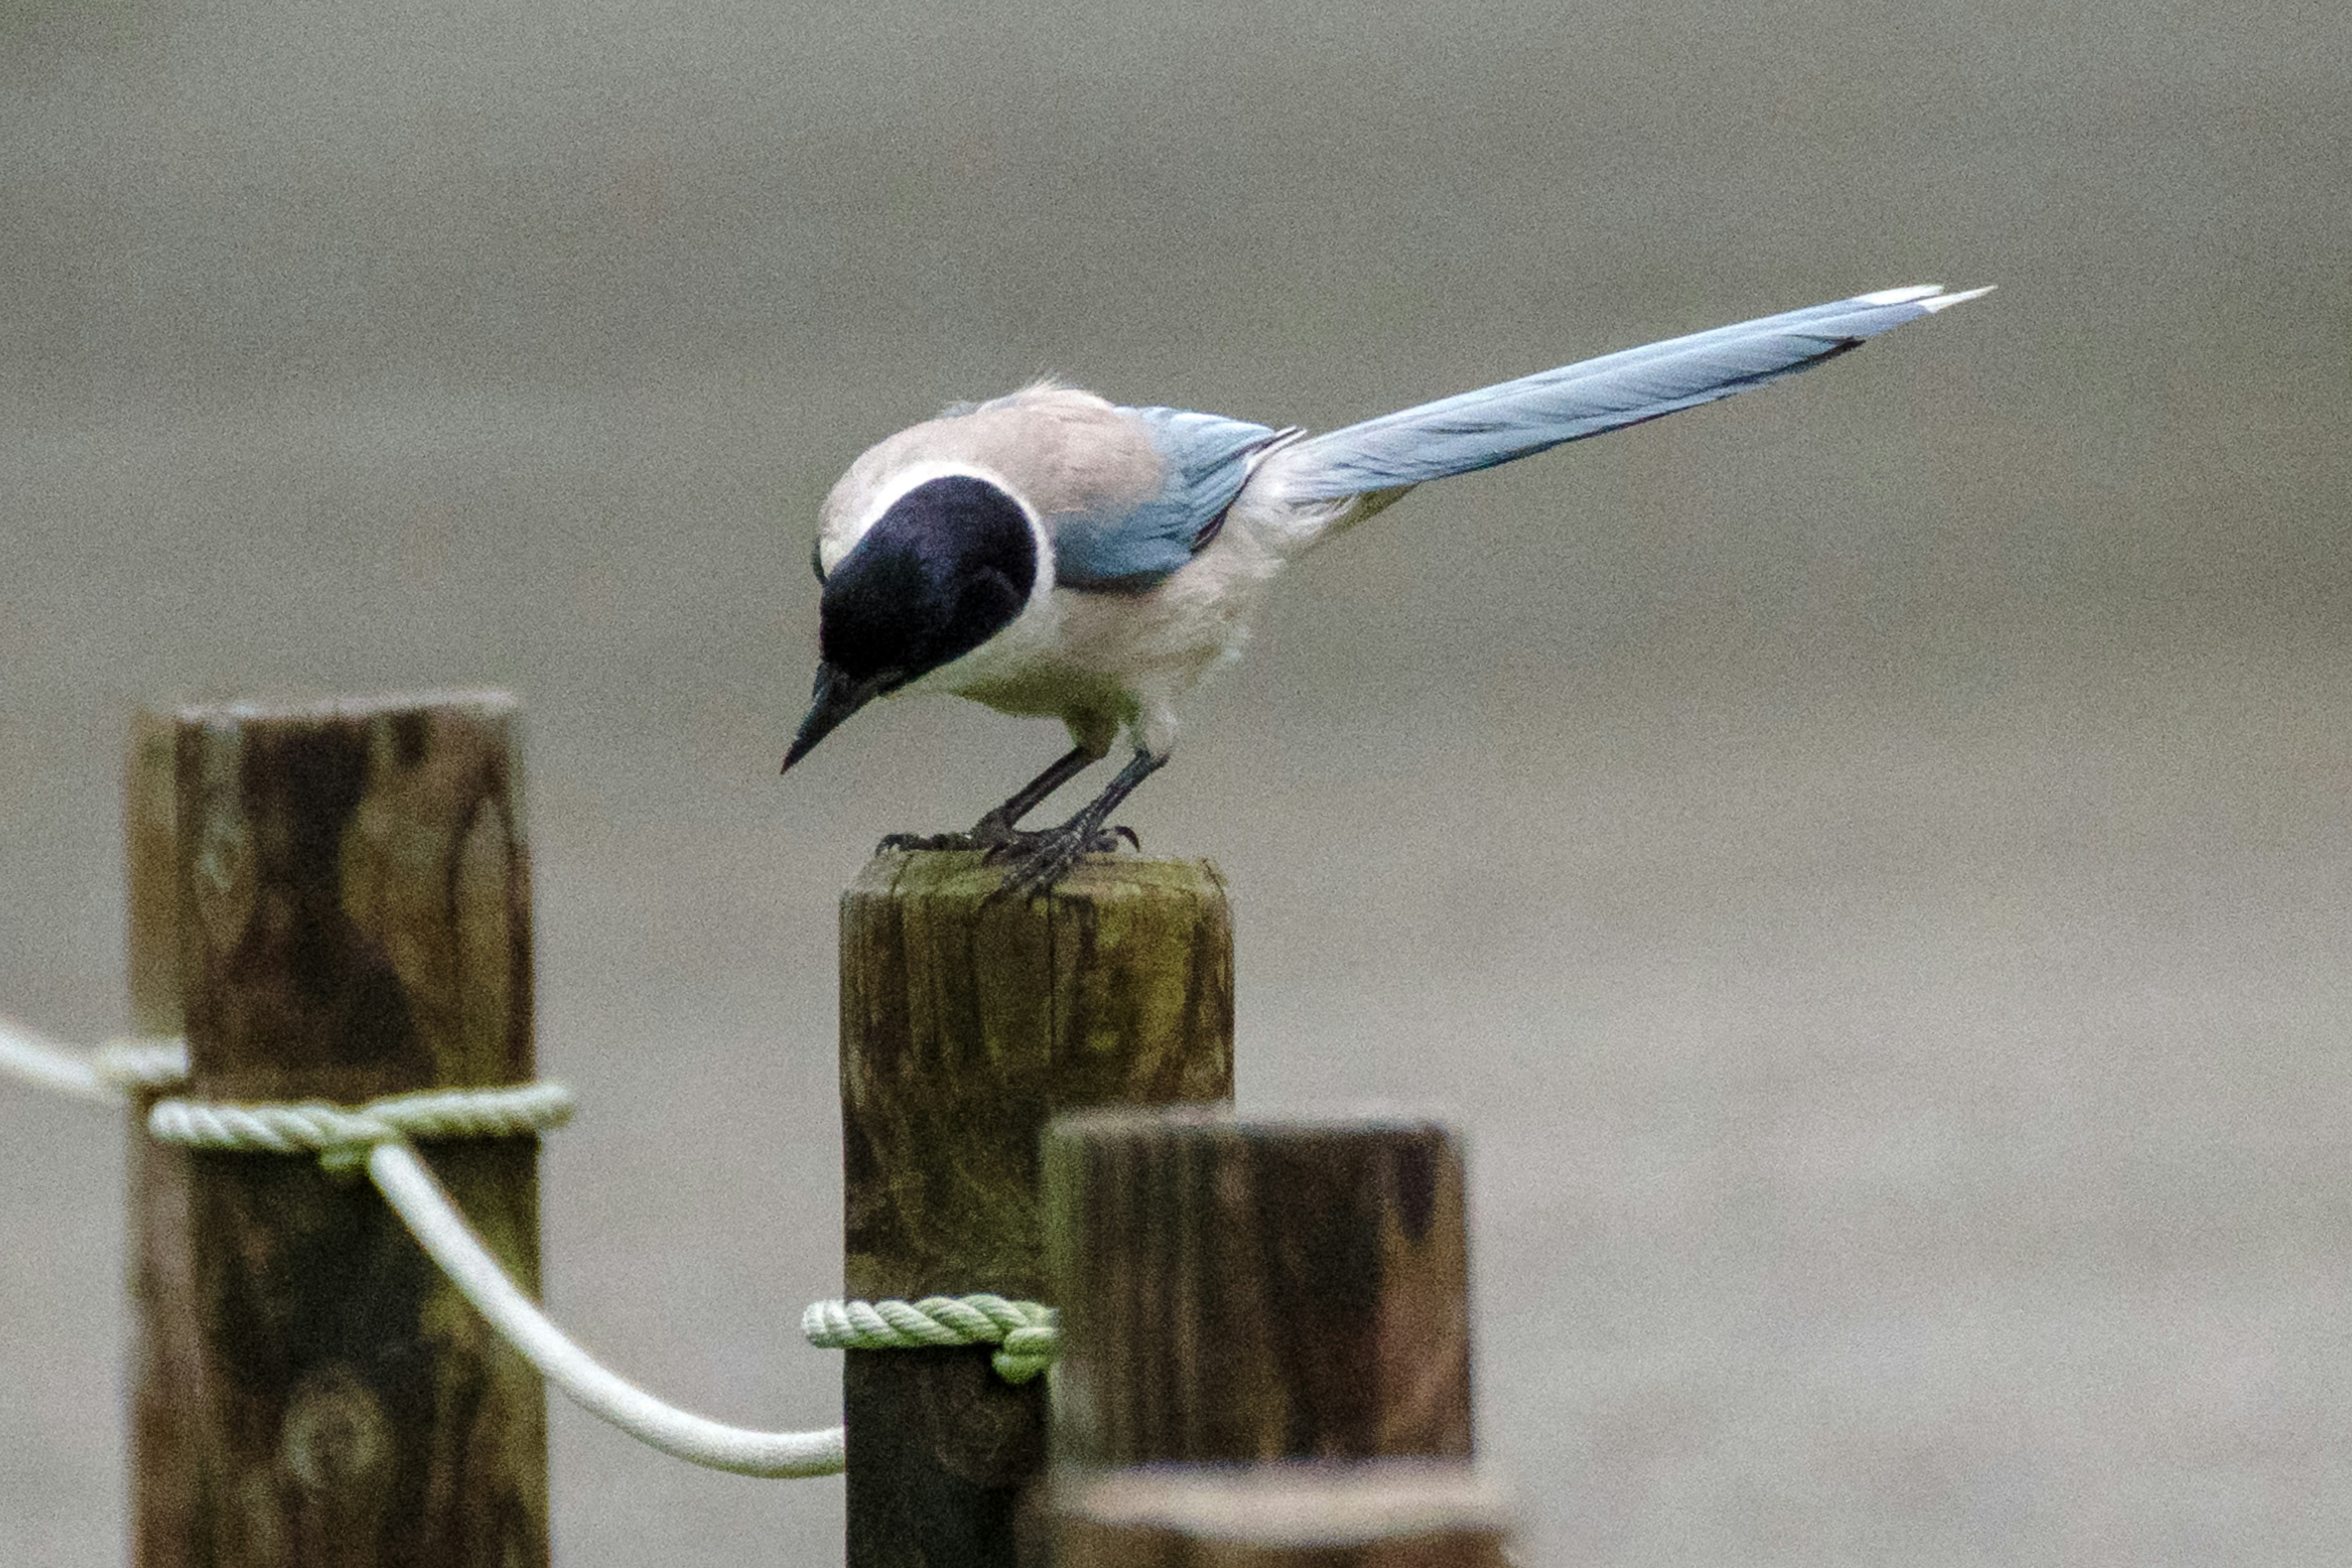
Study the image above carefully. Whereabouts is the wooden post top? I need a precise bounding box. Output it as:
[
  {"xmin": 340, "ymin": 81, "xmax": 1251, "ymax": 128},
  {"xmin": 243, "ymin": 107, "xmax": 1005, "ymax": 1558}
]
[
  {"xmin": 140, "ymin": 692, "xmax": 549, "ymax": 1567},
  {"xmin": 838, "ymin": 846, "xmax": 1237, "ymax": 1566},
  {"xmin": 840, "ymin": 848, "xmax": 1235, "ymax": 1303},
  {"xmin": 846, "ymin": 847, "xmax": 1226, "ymax": 901},
  {"xmin": 175, "ymin": 689, "xmax": 519, "ymax": 722},
  {"xmin": 1050, "ymin": 1104, "xmax": 1455, "ymax": 1140},
  {"xmin": 172, "ymin": 691, "xmax": 530, "ymax": 1103}
]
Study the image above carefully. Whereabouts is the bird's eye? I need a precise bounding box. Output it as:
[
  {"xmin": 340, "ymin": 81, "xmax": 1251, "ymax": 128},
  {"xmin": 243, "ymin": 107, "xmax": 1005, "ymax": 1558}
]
[{"xmin": 810, "ymin": 539, "xmax": 827, "ymax": 584}]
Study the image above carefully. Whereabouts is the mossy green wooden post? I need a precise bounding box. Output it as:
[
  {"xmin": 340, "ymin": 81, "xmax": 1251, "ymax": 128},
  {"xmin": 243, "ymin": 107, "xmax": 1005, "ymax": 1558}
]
[
  {"xmin": 839, "ymin": 850, "xmax": 1235, "ymax": 1567},
  {"xmin": 146, "ymin": 694, "xmax": 551, "ymax": 1567}
]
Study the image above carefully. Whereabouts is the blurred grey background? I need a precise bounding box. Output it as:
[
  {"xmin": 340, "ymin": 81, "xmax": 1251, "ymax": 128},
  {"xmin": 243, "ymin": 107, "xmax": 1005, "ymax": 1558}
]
[{"xmin": 2, "ymin": 0, "xmax": 2346, "ymax": 1561}]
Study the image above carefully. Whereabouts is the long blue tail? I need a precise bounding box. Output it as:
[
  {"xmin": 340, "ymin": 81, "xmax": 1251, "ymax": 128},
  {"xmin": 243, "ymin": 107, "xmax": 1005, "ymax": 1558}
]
[{"xmin": 1278, "ymin": 285, "xmax": 1989, "ymax": 502}]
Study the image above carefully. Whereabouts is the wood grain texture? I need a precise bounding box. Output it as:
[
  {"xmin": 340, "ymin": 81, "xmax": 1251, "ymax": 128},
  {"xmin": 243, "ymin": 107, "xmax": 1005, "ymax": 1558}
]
[
  {"xmin": 840, "ymin": 850, "xmax": 1235, "ymax": 1568},
  {"xmin": 159, "ymin": 693, "xmax": 548, "ymax": 1568},
  {"xmin": 1044, "ymin": 1110, "xmax": 1472, "ymax": 1468},
  {"xmin": 1054, "ymin": 1461, "xmax": 1512, "ymax": 1568},
  {"xmin": 129, "ymin": 710, "xmax": 200, "ymax": 1568}
]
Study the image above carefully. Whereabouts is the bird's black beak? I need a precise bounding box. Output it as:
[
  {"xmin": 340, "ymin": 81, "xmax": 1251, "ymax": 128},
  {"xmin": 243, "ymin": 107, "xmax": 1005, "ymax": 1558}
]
[{"xmin": 781, "ymin": 663, "xmax": 891, "ymax": 774}]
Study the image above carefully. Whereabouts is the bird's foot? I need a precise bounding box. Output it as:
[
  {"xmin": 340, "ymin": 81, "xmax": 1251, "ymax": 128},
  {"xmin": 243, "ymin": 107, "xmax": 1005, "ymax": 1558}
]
[
  {"xmin": 874, "ymin": 830, "xmax": 984, "ymax": 855},
  {"xmin": 983, "ymin": 821, "xmax": 1142, "ymax": 899},
  {"xmin": 873, "ymin": 808, "xmax": 1035, "ymax": 858}
]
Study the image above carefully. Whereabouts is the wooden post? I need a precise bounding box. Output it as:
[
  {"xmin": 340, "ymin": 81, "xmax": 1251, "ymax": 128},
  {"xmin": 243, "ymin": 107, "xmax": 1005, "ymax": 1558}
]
[
  {"xmin": 1042, "ymin": 1110, "xmax": 1472, "ymax": 1468},
  {"xmin": 1041, "ymin": 1110, "xmax": 1507, "ymax": 1562},
  {"xmin": 148, "ymin": 693, "xmax": 549, "ymax": 1567},
  {"xmin": 1054, "ymin": 1461, "xmax": 1513, "ymax": 1567},
  {"xmin": 127, "ymin": 711, "xmax": 181, "ymax": 1045},
  {"xmin": 839, "ymin": 850, "xmax": 1235, "ymax": 1568},
  {"xmin": 127, "ymin": 710, "xmax": 198, "ymax": 1567}
]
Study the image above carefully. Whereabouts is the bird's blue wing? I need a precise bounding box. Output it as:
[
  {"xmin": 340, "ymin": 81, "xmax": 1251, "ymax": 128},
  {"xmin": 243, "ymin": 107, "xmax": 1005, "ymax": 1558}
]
[
  {"xmin": 1052, "ymin": 407, "xmax": 1286, "ymax": 590},
  {"xmin": 1280, "ymin": 285, "xmax": 1988, "ymax": 501}
]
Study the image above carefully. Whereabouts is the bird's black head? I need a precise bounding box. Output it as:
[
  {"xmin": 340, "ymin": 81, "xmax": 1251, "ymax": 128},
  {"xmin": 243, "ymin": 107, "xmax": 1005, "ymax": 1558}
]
[{"xmin": 782, "ymin": 473, "xmax": 1037, "ymax": 772}]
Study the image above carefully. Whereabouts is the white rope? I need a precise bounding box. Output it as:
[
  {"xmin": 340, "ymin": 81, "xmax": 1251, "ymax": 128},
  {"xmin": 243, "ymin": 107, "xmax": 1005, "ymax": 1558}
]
[
  {"xmin": 144, "ymin": 1082, "xmax": 847, "ymax": 1478},
  {"xmin": 0, "ymin": 1017, "xmax": 185, "ymax": 1102},
  {"xmin": 363, "ymin": 1140, "xmax": 845, "ymax": 1477},
  {"xmin": 803, "ymin": 1295, "xmax": 1059, "ymax": 1383},
  {"xmin": 4, "ymin": 1022, "xmax": 1055, "ymax": 1475},
  {"xmin": 93, "ymin": 1038, "xmax": 194, "ymax": 1089}
]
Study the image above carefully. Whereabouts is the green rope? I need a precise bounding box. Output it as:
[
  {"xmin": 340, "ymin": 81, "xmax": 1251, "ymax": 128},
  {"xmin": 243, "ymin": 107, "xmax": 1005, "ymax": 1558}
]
[{"xmin": 801, "ymin": 1295, "xmax": 1060, "ymax": 1384}]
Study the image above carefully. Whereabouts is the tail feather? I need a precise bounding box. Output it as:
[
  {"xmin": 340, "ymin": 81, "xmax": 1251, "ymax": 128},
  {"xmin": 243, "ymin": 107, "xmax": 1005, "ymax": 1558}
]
[{"xmin": 1273, "ymin": 284, "xmax": 1991, "ymax": 503}]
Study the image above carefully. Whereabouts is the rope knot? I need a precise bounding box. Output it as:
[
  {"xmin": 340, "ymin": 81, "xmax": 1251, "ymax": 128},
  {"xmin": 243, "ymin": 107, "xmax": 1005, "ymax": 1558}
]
[
  {"xmin": 802, "ymin": 1294, "xmax": 1060, "ymax": 1384},
  {"xmin": 148, "ymin": 1082, "xmax": 575, "ymax": 1172}
]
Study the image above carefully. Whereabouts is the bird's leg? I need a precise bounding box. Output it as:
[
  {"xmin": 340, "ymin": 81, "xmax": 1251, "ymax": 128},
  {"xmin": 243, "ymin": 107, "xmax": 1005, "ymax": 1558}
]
[
  {"xmin": 875, "ymin": 745, "xmax": 1104, "ymax": 855},
  {"xmin": 989, "ymin": 749, "xmax": 1167, "ymax": 897},
  {"xmin": 970, "ymin": 745, "xmax": 1103, "ymax": 839}
]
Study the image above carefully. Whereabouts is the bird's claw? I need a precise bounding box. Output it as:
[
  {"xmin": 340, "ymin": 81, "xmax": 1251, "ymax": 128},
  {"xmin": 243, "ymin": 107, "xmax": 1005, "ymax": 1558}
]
[
  {"xmin": 874, "ymin": 820, "xmax": 1139, "ymax": 881},
  {"xmin": 874, "ymin": 831, "xmax": 979, "ymax": 855},
  {"xmin": 874, "ymin": 810, "xmax": 1041, "ymax": 858},
  {"xmin": 982, "ymin": 821, "xmax": 1140, "ymax": 899}
]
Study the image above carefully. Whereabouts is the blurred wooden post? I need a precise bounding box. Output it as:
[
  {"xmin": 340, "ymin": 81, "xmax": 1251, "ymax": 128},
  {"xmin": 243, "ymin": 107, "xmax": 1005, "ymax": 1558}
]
[
  {"xmin": 1054, "ymin": 1462, "xmax": 1513, "ymax": 1567},
  {"xmin": 1043, "ymin": 1110, "xmax": 1507, "ymax": 1563},
  {"xmin": 839, "ymin": 851, "xmax": 1235, "ymax": 1568},
  {"xmin": 126, "ymin": 710, "xmax": 196, "ymax": 1567},
  {"xmin": 1045, "ymin": 1110, "xmax": 1472, "ymax": 1466},
  {"xmin": 141, "ymin": 694, "xmax": 550, "ymax": 1567}
]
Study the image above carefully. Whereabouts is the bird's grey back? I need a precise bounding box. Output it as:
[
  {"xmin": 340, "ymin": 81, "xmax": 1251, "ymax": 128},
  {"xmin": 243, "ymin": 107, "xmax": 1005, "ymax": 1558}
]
[{"xmin": 818, "ymin": 385, "xmax": 1164, "ymax": 564}]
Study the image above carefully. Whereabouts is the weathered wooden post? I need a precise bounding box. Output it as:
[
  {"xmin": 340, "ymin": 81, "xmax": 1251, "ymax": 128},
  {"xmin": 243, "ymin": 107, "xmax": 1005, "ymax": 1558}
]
[
  {"xmin": 126, "ymin": 710, "xmax": 198, "ymax": 1567},
  {"xmin": 839, "ymin": 851, "xmax": 1235, "ymax": 1567},
  {"xmin": 138, "ymin": 694, "xmax": 551, "ymax": 1566},
  {"xmin": 1042, "ymin": 1109, "xmax": 1510, "ymax": 1563}
]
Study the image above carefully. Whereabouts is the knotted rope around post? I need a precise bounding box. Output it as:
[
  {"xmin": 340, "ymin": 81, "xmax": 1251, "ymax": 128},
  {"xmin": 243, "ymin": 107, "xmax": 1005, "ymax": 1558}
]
[
  {"xmin": 4, "ymin": 1017, "xmax": 1061, "ymax": 1479},
  {"xmin": 149, "ymin": 1082, "xmax": 578, "ymax": 1172},
  {"xmin": 802, "ymin": 1295, "xmax": 1059, "ymax": 1384},
  {"xmin": 143, "ymin": 1077, "xmax": 850, "ymax": 1478}
]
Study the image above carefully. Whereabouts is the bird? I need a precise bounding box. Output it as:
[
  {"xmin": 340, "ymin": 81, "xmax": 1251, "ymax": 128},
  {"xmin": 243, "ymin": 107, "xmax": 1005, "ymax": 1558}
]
[{"xmin": 782, "ymin": 283, "xmax": 1990, "ymax": 892}]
